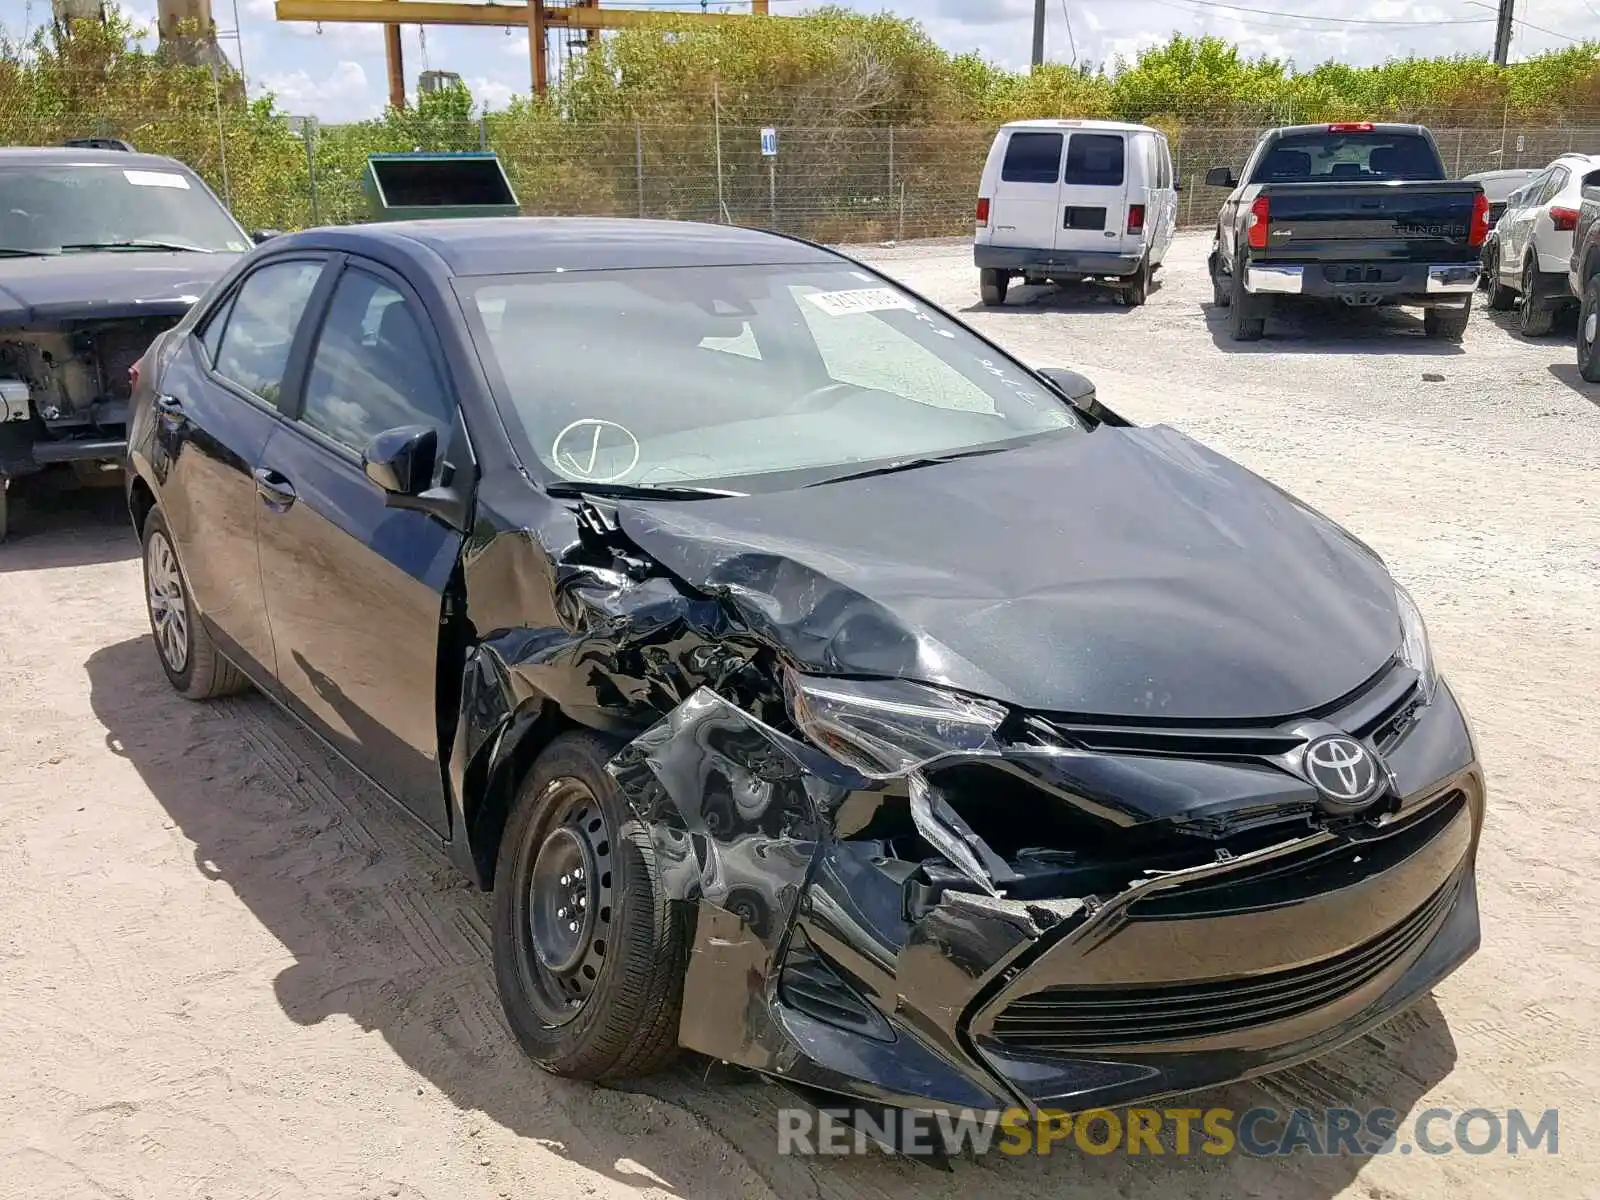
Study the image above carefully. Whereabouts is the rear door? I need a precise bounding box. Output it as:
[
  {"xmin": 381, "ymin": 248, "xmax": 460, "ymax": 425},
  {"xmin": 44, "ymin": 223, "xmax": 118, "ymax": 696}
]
[
  {"xmin": 989, "ymin": 129, "xmax": 1063, "ymax": 251},
  {"xmin": 1057, "ymin": 130, "xmax": 1129, "ymax": 254},
  {"xmin": 1499, "ymin": 167, "xmax": 1551, "ymax": 276}
]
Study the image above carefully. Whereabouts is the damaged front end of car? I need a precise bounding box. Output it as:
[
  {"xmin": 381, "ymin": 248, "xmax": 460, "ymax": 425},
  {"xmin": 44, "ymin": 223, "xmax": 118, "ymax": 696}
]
[{"xmin": 448, "ymin": 477, "xmax": 1485, "ymax": 1118}]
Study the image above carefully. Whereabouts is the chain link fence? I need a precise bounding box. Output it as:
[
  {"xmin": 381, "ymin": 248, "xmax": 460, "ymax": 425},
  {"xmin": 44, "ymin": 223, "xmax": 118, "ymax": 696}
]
[{"xmin": 16, "ymin": 114, "xmax": 1600, "ymax": 241}]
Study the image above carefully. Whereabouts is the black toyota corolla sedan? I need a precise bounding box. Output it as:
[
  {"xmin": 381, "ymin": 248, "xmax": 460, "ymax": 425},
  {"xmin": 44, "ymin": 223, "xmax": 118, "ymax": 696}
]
[{"xmin": 125, "ymin": 217, "xmax": 1484, "ymax": 1119}]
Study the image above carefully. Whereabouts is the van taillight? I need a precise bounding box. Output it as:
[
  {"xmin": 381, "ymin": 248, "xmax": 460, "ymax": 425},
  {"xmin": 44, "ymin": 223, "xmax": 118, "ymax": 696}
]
[
  {"xmin": 1550, "ymin": 205, "xmax": 1579, "ymax": 232},
  {"xmin": 1247, "ymin": 195, "xmax": 1270, "ymax": 250},
  {"xmin": 1127, "ymin": 204, "xmax": 1145, "ymax": 234},
  {"xmin": 976, "ymin": 197, "xmax": 991, "ymax": 226},
  {"xmin": 1470, "ymin": 192, "xmax": 1491, "ymax": 246}
]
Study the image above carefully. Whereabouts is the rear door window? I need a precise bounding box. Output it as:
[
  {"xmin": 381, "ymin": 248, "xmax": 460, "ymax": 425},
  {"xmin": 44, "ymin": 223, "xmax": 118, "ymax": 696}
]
[
  {"xmin": 1250, "ymin": 131, "xmax": 1445, "ymax": 182},
  {"xmin": 1065, "ymin": 134, "xmax": 1126, "ymax": 187},
  {"xmin": 1001, "ymin": 132, "xmax": 1063, "ymax": 184},
  {"xmin": 211, "ymin": 260, "xmax": 324, "ymax": 406}
]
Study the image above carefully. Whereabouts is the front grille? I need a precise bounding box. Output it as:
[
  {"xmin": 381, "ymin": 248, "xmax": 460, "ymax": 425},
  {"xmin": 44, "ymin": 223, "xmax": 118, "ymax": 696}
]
[
  {"xmin": 987, "ymin": 874, "xmax": 1458, "ymax": 1052},
  {"xmin": 1027, "ymin": 659, "xmax": 1422, "ymax": 763}
]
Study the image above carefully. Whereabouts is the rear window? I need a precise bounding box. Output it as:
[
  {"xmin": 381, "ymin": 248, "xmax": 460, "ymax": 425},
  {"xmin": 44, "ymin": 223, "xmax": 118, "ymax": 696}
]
[
  {"xmin": 1065, "ymin": 134, "xmax": 1125, "ymax": 187},
  {"xmin": 1250, "ymin": 131, "xmax": 1445, "ymax": 183},
  {"xmin": 1000, "ymin": 132, "xmax": 1063, "ymax": 184}
]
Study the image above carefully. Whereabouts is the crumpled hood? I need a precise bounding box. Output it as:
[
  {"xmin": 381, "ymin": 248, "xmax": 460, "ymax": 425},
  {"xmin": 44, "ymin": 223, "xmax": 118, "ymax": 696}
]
[
  {"xmin": 617, "ymin": 425, "xmax": 1403, "ymax": 722},
  {"xmin": 0, "ymin": 250, "xmax": 238, "ymax": 324}
]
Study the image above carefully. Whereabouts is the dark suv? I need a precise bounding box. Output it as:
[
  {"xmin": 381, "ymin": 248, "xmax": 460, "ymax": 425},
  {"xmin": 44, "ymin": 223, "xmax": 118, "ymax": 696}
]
[{"xmin": 0, "ymin": 145, "xmax": 253, "ymax": 539}]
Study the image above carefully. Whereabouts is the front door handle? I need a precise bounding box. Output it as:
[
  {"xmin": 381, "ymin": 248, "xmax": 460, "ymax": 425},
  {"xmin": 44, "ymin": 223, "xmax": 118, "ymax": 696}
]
[{"xmin": 252, "ymin": 466, "xmax": 296, "ymax": 510}]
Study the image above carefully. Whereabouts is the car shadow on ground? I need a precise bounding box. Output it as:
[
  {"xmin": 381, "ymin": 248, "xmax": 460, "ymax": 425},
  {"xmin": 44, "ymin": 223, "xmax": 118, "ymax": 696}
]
[
  {"xmin": 1200, "ymin": 300, "xmax": 1468, "ymax": 356},
  {"xmin": 0, "ymin": 474, "xmax": 136, "ymax": 573},
  {"xmin": 85, "ymin": 631, "xmax": 1459, "ymax": 1200},
  {"xmin": 960, "ymin": 277, "xmax": 1164, "ymax": 315},
  {"xmin": 1547, "ymin": 362, "xmax": 1600, "ymax": 406}
]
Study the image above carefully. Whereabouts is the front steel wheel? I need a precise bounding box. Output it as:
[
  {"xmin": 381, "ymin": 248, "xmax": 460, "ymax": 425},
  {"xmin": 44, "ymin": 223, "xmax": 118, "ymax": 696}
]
[{"xmin": 492, "ymin": 730, "xmax": 686, "ymax": 1082}]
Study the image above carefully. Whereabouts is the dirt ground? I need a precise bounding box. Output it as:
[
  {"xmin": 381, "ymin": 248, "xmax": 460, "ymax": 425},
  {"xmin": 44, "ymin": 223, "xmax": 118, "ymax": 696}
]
[{"xmin": 2, "ymin": 232, "xmax": 1597, "ymax": 1200}]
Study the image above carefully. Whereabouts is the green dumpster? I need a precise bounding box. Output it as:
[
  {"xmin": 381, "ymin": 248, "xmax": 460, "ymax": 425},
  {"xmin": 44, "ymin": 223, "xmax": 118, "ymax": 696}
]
[{"xmin": 360, "ymin": 151, "xmax": 520, "ymax": 221}]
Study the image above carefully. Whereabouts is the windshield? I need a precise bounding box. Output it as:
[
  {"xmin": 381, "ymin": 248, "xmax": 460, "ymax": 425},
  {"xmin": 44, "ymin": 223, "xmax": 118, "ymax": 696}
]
[
  {"xmin": 1250, "ymin": 131, "xmax": 1444, "ymax": 184},
  {"xmin": 457, "ymin": 262, "xmax": 1080, "ymax": 493},
  {"xmin": 0, "ymin": 163, "xmax": 250, "ymax": 254}
]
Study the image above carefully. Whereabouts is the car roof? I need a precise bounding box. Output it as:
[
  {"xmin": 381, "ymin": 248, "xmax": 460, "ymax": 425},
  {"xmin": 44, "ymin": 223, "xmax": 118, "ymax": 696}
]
[
  {"xmin": 999, "ymin": 118, "xmax": 1159, "ymax": 135},
  {"xmin": 0, "ymin": 146, "xmax": 200, "ymax": 173},
  {"xmin": 1463, "ymin": 168, "xmax": 1540, "ymax": 180},
  {"xmin": 277, "ymin": 217, "xmax": 843, "ymax": 276}
]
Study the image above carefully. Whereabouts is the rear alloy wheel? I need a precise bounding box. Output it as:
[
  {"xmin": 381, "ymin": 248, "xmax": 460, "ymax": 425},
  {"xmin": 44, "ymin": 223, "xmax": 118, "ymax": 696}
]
[
  {"xmin": 979, "ymin": 267, "xmax": 1009, "ymax": 307},
  {"xmin": 1485, "ymin": 245, "xmax": 1517, "ymax": 311},
  {"xmin": 1228, "ymin": 253, "xmax": 1265, "ymax": 341},
  {"xmin": 1424, "ymin": 297, "xmax": 1472, "ymax": 342},
  {"xmin": 493, "ymin": 731, "xmax": 687, "ymax": 1082},
  {"xmin": 141, "ymin": 507, "xmax": 248, "ymax": 700},
  {"xmin": 1578, "ymin": 275, "xmax": 1600, "ymax": 382},
  {"xmin": 1519, "ymin": 257, "xmax": 1555, "ymax": 337}
]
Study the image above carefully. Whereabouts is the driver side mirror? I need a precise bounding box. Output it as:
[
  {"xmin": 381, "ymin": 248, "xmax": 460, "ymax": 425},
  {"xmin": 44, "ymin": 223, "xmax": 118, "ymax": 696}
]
[
  {"xmin": 250, "ymin": 229, "xmax": 281, "ymax": 244},
  {"xmin": 1037, "ymin": 367, "xmax": 1132, "ymax": 428},
  {"xmin": 364, "ymin": 424, "xmax": 438, "ymax": 496},
  {"xmin": 1205, "ymin": 166, "xmax": 1237, "ymax": 189}
]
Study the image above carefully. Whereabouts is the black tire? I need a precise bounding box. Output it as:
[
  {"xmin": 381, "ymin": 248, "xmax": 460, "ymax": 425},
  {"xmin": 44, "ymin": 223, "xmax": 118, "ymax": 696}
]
[
  {"xmin": 1424, "ymin": 297, "xmax": 1471, "ymax": 342},
  {"xmin": 1485, "ymin": 245, "xmax": 1517, "ymax": 311},
  {"xmin": 979, "ymin": 267, "xmax": 1009, "ymax": 307},
  {"xmin": 492, "ymin": 730, "xmax": 687, "ymax": 1082},
  {"xmin": 1122, "ymin": 256, "xmax": 1151, "ymax": 307},
  {"xmin": 1210, "ymin": 250, "xmax": 1231, "ymax": 308},
  {"xmin": 1518, "ymin": 257, "xmax": 1555, "ymax": 337},
  {"xmin": 141, "ymin": 507, "xmax": 249, "ymax": 700},
  {"xmin": 1228, "ymin": 254, "xmax": 1265, "ymax": 341},
  {"xmin": 1578, "ymin": 276, "xmax": 1600, "ymax": 383}
]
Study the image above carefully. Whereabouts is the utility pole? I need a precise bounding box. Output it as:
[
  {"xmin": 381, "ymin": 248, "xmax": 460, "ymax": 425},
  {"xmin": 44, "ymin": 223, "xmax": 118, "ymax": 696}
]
[
  {"xmin": 1032, "ymin": 0, "xmax": 1046, "ymax": 69},
  {"xmin": 384, "ymin": 24, "xmax": 404, "ymax": 110},
  {"xmin": 1492, "ymin": 0, "xmax": 1513, "ymax": 66}
]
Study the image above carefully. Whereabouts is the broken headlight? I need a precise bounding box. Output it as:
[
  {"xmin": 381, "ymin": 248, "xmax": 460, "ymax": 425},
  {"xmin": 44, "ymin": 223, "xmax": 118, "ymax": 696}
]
[
  {"xmin": 782, "ymin": 668, "xmax": 1006, "ymax": 780},
  {"xmin": 1395, "ymin": 583, "xmax": 1438, "ymax": 703}
]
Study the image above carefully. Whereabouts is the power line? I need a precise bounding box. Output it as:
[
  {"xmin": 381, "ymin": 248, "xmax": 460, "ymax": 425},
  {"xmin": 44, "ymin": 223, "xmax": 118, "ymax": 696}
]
[{"xmin": 1154, "ymin": 0, "xmax": 1494, "ymax": 26}]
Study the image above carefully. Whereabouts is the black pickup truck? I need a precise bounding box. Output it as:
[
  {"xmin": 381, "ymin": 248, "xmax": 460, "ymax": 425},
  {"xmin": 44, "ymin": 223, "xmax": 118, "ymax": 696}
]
[{"xmin": 1206, "ymin": 123, "xmax": 1489, "ymax": 342}]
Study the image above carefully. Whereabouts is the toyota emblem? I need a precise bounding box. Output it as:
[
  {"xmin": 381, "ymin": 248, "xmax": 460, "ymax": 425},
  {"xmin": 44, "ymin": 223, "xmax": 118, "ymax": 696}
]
[{"xmin": 1302, "ymin": 734, "xmax": 1385, "ymax": 812}]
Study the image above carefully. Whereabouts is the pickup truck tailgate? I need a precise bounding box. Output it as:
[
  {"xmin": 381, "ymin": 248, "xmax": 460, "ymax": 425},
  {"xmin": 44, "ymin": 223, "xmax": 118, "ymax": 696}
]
[{"xmin": 1257, "ymin": 183, "xmax": 1482, "ymax": 261}]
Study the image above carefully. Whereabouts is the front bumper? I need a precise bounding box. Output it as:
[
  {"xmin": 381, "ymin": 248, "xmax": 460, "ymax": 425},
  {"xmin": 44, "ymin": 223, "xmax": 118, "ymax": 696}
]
[
  {"xmin": 608, "ymin": 672, "xmax": 1485, "ymax": 1117},
  {"xmin": 1245, "ymin": 261, "xmax": 1479, "ymax": 302}
]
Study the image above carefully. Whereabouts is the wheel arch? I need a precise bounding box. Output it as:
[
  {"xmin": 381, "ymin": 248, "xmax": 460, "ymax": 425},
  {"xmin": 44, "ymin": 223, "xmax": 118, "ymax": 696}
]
[{"xmin": 128, "ymin": 473, "xmax": 157, "ymax": 538}]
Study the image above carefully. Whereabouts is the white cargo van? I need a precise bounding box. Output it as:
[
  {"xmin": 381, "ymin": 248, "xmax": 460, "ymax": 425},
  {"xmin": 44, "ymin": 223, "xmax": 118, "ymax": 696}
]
[{"xmin": 974, "ymin": 119, "xmax": 1178, "ymax": 307}]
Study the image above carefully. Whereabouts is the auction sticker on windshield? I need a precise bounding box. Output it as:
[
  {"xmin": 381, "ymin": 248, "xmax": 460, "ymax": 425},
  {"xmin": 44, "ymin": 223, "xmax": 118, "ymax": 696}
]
[
  {"xmin": 123, "ymin": 170, "xmax": 191, "ymax": 189},
  {"xmin": 802, "ymin": 287, "xmax": 916, "ymax": 317}
]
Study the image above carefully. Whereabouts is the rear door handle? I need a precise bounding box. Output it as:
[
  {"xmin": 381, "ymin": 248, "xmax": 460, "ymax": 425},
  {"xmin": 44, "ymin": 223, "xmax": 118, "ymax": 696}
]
[{"xmin": 252, "ymin": 466, "xmax": 296, "ymax": 510}]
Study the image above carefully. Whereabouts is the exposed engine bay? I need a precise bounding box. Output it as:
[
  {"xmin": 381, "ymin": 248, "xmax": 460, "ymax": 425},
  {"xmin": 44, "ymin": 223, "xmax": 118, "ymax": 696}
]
[{"xmin": 0, "ymin": 317, "xmax": 170, "ymax": 449}]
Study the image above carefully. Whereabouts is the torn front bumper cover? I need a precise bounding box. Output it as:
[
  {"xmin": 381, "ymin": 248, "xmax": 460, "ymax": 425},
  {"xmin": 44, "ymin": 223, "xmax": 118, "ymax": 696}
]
[{"xmin": 606, "ymin": 686, "xmax": 1483, "ymax": 1116}]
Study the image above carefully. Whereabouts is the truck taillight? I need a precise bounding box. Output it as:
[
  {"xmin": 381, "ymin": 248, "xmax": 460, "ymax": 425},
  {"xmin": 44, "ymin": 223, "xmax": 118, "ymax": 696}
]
[
  {"xmin": 1550, "ymin": 205, "xmax": 1579, "ymax": 232},
  {"xmin": 1470, "ymin": 192, "xmax": 1491, "ymax": 247},
  {"xmin": 1247, "ymin": 195, "xmax": 1270, "ymax": 250},
  {"xmin": 1127, "ymin": 203, "xmax": 1145, "ymax": 234},
  {"xmin": 976, "ymin": 197, "xmax": 990, "ymax": 226},
  {"xmin": 1328, "ymin": 122, "xmax": 1374, "ymax": 132}
]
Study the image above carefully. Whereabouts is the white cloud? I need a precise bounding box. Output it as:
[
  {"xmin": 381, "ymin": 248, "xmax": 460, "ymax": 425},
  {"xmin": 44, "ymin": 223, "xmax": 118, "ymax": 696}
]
[{"xmin": 259, "ymin": 59, "xmax": 376, "ymax": 120}]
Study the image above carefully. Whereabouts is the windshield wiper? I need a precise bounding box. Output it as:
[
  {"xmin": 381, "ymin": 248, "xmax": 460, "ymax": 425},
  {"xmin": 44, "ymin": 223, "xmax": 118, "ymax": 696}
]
[
  {"xmin": 59, "ymin": 239, "xmax": 215, "ymax": 254},
  {"xmin": 803, "ymin": 443, "xmax": 1017, "ymax": 488},
  {"xmin": 544, "ymin": 480, "xmax": 746, "ymax": 501}
]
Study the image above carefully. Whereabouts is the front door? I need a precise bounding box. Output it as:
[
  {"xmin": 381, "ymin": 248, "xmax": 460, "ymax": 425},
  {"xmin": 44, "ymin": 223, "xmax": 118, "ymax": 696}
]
[
  {"xmin": 990, "ymin": 130, "xmax": 1064, "ymax": 252},
  {"xmin": 254, "ymin": 257, "xmax": 468, "ymax": 834}
]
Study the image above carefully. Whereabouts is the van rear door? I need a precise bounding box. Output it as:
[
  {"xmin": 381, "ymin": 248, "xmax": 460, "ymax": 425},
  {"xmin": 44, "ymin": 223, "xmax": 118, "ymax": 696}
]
[
  {"xmin": 989, "ymin": 129, "xmax": 1064, "ymax": 250},
  {"xmin": 1056, "ymin": 131, "xmax": 1131, "ymax": 255}
]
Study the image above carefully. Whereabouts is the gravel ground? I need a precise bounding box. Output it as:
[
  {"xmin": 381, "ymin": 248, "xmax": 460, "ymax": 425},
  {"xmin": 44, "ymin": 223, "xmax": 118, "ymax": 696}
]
[{"xmin": 2, "ymin": 231, "xmax": 1597, "ymax": 1200}]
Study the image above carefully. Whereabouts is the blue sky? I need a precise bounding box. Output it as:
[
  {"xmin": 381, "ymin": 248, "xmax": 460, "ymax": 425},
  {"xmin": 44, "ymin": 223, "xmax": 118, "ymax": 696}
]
[{"xmin": 0, "ymin": 0, "xmax": 1591, "ymax": 122}]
